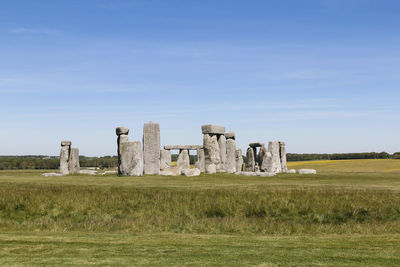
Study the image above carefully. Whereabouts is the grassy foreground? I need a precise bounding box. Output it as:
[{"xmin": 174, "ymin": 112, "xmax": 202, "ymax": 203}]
[{"xmin": 0, "ymin": 159, "xmax": 399, "ymax": 265}]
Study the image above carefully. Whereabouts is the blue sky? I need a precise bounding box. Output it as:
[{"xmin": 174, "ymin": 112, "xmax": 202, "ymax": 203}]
[{"xmin": 1, "ymin": 0, "xmax": 399, "ymax": 156}]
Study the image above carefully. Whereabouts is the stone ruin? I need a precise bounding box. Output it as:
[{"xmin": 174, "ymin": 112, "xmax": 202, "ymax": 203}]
[
  {"xmin": 59, "ymin": 141, "xmax": 80, "ymax": 175},
  {"xmin": 53, "ymin": 122, "xmax": 295, "ymax": 177},
  {"xmin": 112, "ymin": 122, "xmax": 289, "ymax": 177}
]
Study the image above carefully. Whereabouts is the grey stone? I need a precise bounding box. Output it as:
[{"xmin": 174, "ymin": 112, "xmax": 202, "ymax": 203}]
[
  {"xmin": 160, "ymin": 166, "xmax": 182, "ymax": 176},
  {"xmin": 287, "ymin": 169, "xmax": 296, "ymax": 174},
  {"xmin": 235, "ymin": 149, "xmax": 243, "ymax": 172},
  {"xmin": 164, "ymin": 145, "xmax": 202, "ymax": 150},
  {"xmin": 61, "ymin": 141, "xmax": 72, "ymax": 147},
  {"xmin": 102, "ymin": 170, "xmax": 117, "ymax": 175},
  {"xmin": 203, "ymin": 134, "xmax": 220, "ymax": 173},
  {"xmin": 225, "ymin": 139, "xmax": 236, "ymax": 173},
  {"xmin": 206, "ymin": 163, "xmax": 217, "ymax": 174},
  {"xmin": 242, "ymin": 171, "xmax": 257, "ymax": 176},
  {"xmin": 249, "ymin": 142, "xmax": 264, "ymax": 148},
  {"xmin": 279, "ymin": 141, "xmax": 288, "ymax": 173},
  {"xmin": 117, "ymin": 134, "xmax": 129, "ymax": 175},
  {"xmin": 201, "ymin": 124, "xmax": 225, "ymax": 134},
  {"xmin": 245, "ymin": 147, "xmax": 255, "ymax": 172},
  {"xmin": 260, "ymin": 151, "xmax": 273, "ymax": 173},
  {"xmin": 143, "ymin": 122, "xmax": 160, "ymax": 175},
  {"xmin": 120, "ymin": 141, "xmax": 143, "ymax": 176},
  {"xmin": 60, "ymin": 145, "xmax": 70, "ymax": 175},
  {"xmin": 42, "ymin": 172, "xmax": 64, "ymax": 177},
  {"xmin": 182, "ymin": 168, "xmax": 201, "ymax": 177},
  {"xmin": 255, "ymin": 172, "xmax": 275, "ymax": 177},
  {"xmin": 254, "ymin": 162, "xmax": 260, "ymax": 172},
  {"xmin": 68, "ymin": 148, "xmax": 80, "ymax": 174},
  {"xmin": 298, "ymin": 169, "xmax": 317, "ymax": 174},
  {"xmin": 218, "ymin": 135, "xmax": 226, "ymax": 171},
  {"xmin": 116, "ymin": 126, "xmax": 129, "ymax": 136},
  {"xmin": 79, "ymin": 170, "xmax": 97, "ymax": 175},
  {"xmin": 177, "ymin": 149, "xmax": 190, "ymax": 170},
  {"xmin": 224, "ymin": 131, "xmax": 235, "ymax": 140},
  {"xmin": 160, "ymin": 149, "xmax": 172, "ymax": 170},
  {"xmin": 268, "ymin": 141, "xmax": 282, "ymax": 174},
  {"xmin": 258, "ymin": 145, "xmax": 267, "ymax": 167},
  {"xmin": 195, "ymin": 148, "xmax": 205, "ymax": 172}
]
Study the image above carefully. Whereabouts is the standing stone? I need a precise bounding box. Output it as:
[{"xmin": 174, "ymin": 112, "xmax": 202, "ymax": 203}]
[
  {"xmin": 226, "ymin": 139, "xmax": 236, "ymax": 173},
  {"xmin": 120, "ymin": 141, "xmax": 143, "ymax": 176},
  {"xmin": 160, "ymin": 149, "xmax": 171, "ymax": 171},
  {"xmin": 68, "ymin": 148, "xmax": 80, "ymax": 174},
  {"xmin": 177, "ymin": 149, "xmax": 190, "ymax": 171},
  {"xmin": 195, "ymin": 148, "xmax": 205, "ymax": 172},
  {"xmin": 143, "ymin": 122, "xmax": 160, "ymax": 175},
  {"xmin": 268, "ymin": 141, "xmax": 282, "ymax": 174},
  {"xmin": 235, "ymin": 149, "xmax": 243, "ymax": 172},
  {"xmin": 261, "ymin": 151, "xmax": 273, "ymax": 173},
  {"xmin": 218, "ymin": 135, "xmax": 226, "ymax": 171},
  {"xmin": 203, "ymin": 134, "xmax": 220, "ymax": 173},
  {"xmin": 245, "ymin": 147, "xmax": 255, "ymax": 172},
  {"xmin": 60, "ymin": 142, "xmax": 70, "ymax": 175},
  {"xmin": 116, "ymin": 127, "xmax": 130, "ymax": 175},
  {"xmin": 279, "ymin": 141, "xmax": 288, "ymax": 173},
  {"xmin": 258, "ymin": 145, "xmax": 267, "ymax": 167}
]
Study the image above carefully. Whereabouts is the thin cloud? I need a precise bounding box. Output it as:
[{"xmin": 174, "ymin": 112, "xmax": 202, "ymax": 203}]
[{"xmin": 8, "ymin": 27, "xmax": 59, "ymax": 35}]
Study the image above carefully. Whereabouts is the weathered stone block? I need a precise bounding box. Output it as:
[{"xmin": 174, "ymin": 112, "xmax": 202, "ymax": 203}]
[
  {"xmin": 201, "ymin": 124, "xmax": 225, "ymax": 134},
  {"xmin": 225, "ymin": 139, "xmax": 236, "ymax": 173},
  {"xmin": 177, "ymin": 149, "xmax": 190, "ymax": 171},
  {"xmin": 160, "ymin": 149, "xmax": 171, "ymax": 170},
  {"xmin": 61, "ymin": 141, "xmax": 72, "ymax": 147},
  {"xmin": 224, "ymin": 131, "xmax": 235, "ymax": 140},
  {"xmin": 249, "ymin": 142, "xmax": 264, "ymax": 148},
  {"xmin": 245, "ymin": 147, "xmax": 255, "ymax": 172},
  {"xmin": 279, "ymin": 141, "xmax": 288, "ymax": 173},
  {"xmin": 298, "ymin": 169, "xmax": 317, "ymax": 174},
  {"xmin": 268, "ymin": 141, "xmax": 282, "ymax": 174},
  {"xmin": 60, "ymin": 145, "xmax": 70, "ymax": 175},
  {"xmin": 143, "ymin": 122, "xmax": 160, "ymax": 175},
  {"xmin": 120, "ymin": 141, "xmax": 143, "ymax": 176},
  {"xmin": 218, "ymin": 135, "xmax": 226, "ymax": 171},
  {"xmin": 68, "ymin": 148, "xmax": 80, "ymax": 174},
  {"xmin": 235, "ymin": 149, "xmax": 243, "ymax": 172},
  {"xmin": 203, "ymin": 134, "xmax": 220, "ymax": 173},
  {"xmin": 116, "ymin": 126, "xmax": 129, "ymax": 136},
  {"xmin": 182, "ymin": 168, "xmax": 201, "ymax": 177},
  {"xmin": 195, "ymin": 148, "xmax": 205, "ymax": 172}
]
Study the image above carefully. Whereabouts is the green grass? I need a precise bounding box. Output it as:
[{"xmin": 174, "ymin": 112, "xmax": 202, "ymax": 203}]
[{"xmin": 0, "ymin": 159, "xmax": 399, "ymax": 265}]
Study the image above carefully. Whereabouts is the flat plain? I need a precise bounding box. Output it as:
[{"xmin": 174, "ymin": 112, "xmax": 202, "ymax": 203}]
[{"xmin": 0, "ymin": 159, "xmax": 399, "ymax": 266}]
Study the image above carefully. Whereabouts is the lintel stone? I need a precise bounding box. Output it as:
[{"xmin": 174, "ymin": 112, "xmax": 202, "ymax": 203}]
[
  {"xmin": 116, "ymin": 126, "xmax": 129, "ymax": 136},
  {"xmin": 61, "ymin": 141, "xmax": 72, "ymax": 147},
  {"xmin": 201, "ymin": 124, "xmax": 225, "ymax": 135},
  {"xmin": 249, "ymin": 142, "xmax": 265, "ymax": 148},
  {"xmin": 224, "ymin": 132, "xmax": 235, "ymax": 139}
]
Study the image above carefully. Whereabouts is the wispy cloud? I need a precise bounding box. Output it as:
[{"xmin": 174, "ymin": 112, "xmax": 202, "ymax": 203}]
[{"xmin": 8, "ymin": 27, "xmax": 59, "ymax": 35}]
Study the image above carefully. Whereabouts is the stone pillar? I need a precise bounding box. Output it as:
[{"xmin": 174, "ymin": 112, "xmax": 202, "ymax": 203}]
[
  {"xmin": 195, "ymin": 148, "xmax": 206, "ymax": 173},
  {"xmin": 279, "ymin": 141, "xmax": 288, "ymax": 173},
  {"xmin": 177, "ymin": 149, "xmax": 190, "ymax": 171},
  {"xmin": 245, "ymin": 147, "xmax": 255, "ymax": 172},
  {"xmin": 160, "ymin": 149, "xmax": 171, "ymax": 171},
  {"xmin": 60, "ymin": 141, "xmax": 71, "ymax": 175},
  {"xmin": 116, "ymin": 127, "xmax": 129, "ymax": 175},
  {"xmin": 226, "ymin": 139, "xmax": 236, "ymax": 173},
  {"xmin": 235, "ymin": 149, "xmax": 243, "ymax": 172},
  {"xmin": 258, "ymin": 145, "xmax": 267, "ymax": 169},
  {"xmin": 68, "ymin": 148, "xmax": 80, "ymax": 174},
  {"xmin": 218, "ymin": 134, "xmax": 226, "ymax": 172},
  {"xmin": 143, "ymin": 121, "xmax": 160, "ymax": 174},
  {"xmin": 268, "ymin": 141, "xmax": 282, "ymax": 174},
  {"xmin": 202, "ymin": 124, "xmax": 225, "ymax": 174},
  {"xmin": 261, "ymin": 151, "xmax": 273, "ymax": 173},
  {"xmin": 120, "ymin": 141, "xmax": 143, "ymax": 176}
]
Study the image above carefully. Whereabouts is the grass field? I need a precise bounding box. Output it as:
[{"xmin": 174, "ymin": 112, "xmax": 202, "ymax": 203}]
[{"xmin": 0, "ymin": 159, "xmax": 399, "ymax": 265}]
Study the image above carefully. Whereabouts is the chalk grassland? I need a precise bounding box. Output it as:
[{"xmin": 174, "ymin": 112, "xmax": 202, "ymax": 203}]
[{"xmin": 0, "ymin": 159, "xmax": 399, "ymax": 265}]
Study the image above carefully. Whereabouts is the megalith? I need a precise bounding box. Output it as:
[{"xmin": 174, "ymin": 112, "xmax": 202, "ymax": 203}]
[
  {"xmin": 60, "ymin": 141, "xmax": 71, "ymax": 175},
  {"xmin": 225, "ymin": 138, "xmax": 236, "ymax": 173},
  {"xmin": 68, "ymin": 148, "xmax": 80, "ymax": 174},
  {"xmin": 120, "ymin": 141, "xmax": 143, "ymax": 176},
  {"xmin": 260, "ymin": 151, "xmax": 273, "ymax": 172},
  {"xmin": 195, "ymin": 148, "xmax": 206, "ymax": 172},
  {"xmin": 202, "ymin": 124, "xmax": 225, "ymax": 174},
  {"xmin": 143, "ymin": 121, "xmax": 160, "ymax": 174},
  {"xmin": 268, "ymin": 141, "xmax": 282, "ymax": 174},
  {"xmin": 245, "ymin": 147, "xmax": 255, "ymax": 172},
  {"xmin": 116, "ymin": 126, "xmax": 129, "ymax": 175},
  {"xmin": 160, "ymin": 149, "xmax": 171, "ymax": 171},
  {"xmin": 177, "ymin": 149, "xmax": 190, "ymax": 171},
  {"xmin": 279, "ymin": 141, "xmax": 288, "ymax": 173},
  {"xmin": 235, "ymin": 149, "xmax": 243, "ymax": 172},
  {"xmin": 218, "ymin": 134, "xmax": 226, "ymax": 171}
]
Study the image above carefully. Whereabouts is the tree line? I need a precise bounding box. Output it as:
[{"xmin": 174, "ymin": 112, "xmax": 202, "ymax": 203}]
[{"xmin": 0, "ymin": 152, "xmax": 398, "ymax": 170}]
